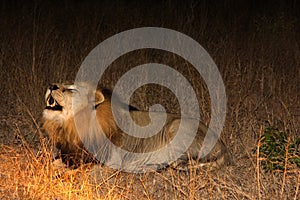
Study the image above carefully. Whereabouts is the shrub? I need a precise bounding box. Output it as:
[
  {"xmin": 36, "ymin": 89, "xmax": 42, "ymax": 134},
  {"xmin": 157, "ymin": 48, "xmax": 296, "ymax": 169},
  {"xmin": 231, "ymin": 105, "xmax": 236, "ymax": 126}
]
[{"xmin": 255, "ymin": 127, "xmax": 300, "ymax": 172}]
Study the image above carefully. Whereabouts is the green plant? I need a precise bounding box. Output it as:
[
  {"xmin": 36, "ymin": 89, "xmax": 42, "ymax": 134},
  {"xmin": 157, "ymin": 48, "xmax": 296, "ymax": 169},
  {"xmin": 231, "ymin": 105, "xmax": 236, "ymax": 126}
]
[{"xmin": 255, "ymin": 127, "xmax": 300, "ymax": 172}]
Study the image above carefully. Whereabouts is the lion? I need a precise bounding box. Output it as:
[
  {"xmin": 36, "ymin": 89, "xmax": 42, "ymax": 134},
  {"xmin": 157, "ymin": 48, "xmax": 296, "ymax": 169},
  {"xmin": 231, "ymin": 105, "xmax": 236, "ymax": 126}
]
[{"xmin": 42, "ymin": 82, "xmax": 230, "ymax": 172}]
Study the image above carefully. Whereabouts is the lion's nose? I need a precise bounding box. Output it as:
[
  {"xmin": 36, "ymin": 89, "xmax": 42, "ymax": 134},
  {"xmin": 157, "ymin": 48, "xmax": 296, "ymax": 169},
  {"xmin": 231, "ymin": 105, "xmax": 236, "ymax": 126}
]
[{"xmin": 49, "ymin": 84, "xmax": 59, "ymax": 91}]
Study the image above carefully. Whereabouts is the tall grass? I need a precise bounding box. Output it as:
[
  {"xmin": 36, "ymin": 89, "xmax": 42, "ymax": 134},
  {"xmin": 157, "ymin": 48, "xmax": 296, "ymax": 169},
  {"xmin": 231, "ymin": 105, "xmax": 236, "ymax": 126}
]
[{"xmin": 0, "ymin": 1, "xmax": 299, "ymax": 199}]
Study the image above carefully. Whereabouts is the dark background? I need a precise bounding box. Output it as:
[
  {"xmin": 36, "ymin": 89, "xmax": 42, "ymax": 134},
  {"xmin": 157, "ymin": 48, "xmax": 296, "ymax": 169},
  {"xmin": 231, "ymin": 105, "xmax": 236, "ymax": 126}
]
[
  {"xmin": 1, "ymin": 0, "xmax": 299, "ymax": 140},
  {"xmin": 1, "ymin": 0, "xmax": 299, "ymax": 145}
]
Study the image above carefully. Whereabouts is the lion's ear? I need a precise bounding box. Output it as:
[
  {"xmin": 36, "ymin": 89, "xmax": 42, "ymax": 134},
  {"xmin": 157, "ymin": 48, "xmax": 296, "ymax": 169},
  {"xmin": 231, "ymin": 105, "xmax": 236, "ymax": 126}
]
[{"xmin": 93, "ymin": 90, "xmax": 105, "ymax": 107}]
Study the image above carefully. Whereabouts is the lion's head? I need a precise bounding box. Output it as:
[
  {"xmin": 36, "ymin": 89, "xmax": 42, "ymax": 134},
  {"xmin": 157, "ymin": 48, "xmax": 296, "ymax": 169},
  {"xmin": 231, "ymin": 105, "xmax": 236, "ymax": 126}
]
[
  {"xmin": 42, "ymin": 82, "xmax": 116, "ymax": 167},
  {"xmin": 43, "ymin": 82, "xmax": 105, "ymax": 123}
]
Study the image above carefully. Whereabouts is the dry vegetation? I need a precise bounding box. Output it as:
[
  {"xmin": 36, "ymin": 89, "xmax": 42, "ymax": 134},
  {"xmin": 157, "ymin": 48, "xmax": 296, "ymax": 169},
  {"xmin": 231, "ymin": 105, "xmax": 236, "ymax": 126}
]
[{"xmin": 0, "ymin": 1, "xmax": 299, "ymax": 199}]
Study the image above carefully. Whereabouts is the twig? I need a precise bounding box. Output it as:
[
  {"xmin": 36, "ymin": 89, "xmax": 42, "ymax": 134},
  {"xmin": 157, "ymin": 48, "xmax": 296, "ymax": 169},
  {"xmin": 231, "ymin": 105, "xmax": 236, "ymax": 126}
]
[
  {"xmin": 280, "ymin": 137, "xmax": 290, "ymax": 198},
  {"xmin": 138, "ymin": 176, "xmax": 151, "ymax": 200},
  {"xmin": 96, "ymin": 170, "xmax": 120, "ymax": 187},
  {"xmin": 256, "ymin": 126, "xmax": 262, "ymax": 200},
  {"xmin": 155, "ymin": 170, "xmax": 189, "ymax": 198},
  {"xmin": 294, "ymin": 171, "xmax": 300, "ymax": 200},
  {"xmin": 15, "ymin": 123, "xmax": 36, "ymax": 161},
  {"xmin": 14, "ymin": 90, "xmax": 45, "ymax": 143}
]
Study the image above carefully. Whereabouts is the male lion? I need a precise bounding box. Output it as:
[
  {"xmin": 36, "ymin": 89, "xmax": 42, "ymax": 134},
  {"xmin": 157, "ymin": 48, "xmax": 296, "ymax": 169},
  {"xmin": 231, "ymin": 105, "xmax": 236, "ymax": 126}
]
[{"xmin": 42, "ymin": 82, "xmax": 229, "ymax": 172}]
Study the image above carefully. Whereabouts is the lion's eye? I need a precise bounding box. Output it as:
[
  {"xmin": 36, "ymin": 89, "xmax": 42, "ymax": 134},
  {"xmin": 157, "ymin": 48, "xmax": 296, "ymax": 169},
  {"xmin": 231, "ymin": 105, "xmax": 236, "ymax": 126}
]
[
  {"xmin": 61, "ymin": 89, "xmax": 78, "ymax": 93},
  {"xmin": 69, "ymin": 89, "xmax": 78, "ymax": 93}
]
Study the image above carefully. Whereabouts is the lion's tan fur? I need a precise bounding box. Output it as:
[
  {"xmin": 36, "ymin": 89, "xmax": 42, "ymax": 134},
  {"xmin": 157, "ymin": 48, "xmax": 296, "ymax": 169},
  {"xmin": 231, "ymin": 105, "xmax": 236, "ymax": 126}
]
[{"xmin": 42, "ymin": 82, "xmax": 230, "ymax": 170}]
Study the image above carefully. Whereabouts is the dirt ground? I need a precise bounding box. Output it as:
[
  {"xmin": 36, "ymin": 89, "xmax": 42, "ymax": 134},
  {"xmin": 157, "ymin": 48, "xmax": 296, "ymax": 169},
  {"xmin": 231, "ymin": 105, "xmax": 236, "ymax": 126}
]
[{"xmin": 0, "ymin": 1, "xmax": 299, "ymax": 199}]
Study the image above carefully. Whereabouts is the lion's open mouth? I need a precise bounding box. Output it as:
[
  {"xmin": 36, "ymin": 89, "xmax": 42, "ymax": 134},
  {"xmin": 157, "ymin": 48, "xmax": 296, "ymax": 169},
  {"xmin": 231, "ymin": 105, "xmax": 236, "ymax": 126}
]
[{"xmin": 46, "ymin": 95, "xmax": 63, "ymax": 111}]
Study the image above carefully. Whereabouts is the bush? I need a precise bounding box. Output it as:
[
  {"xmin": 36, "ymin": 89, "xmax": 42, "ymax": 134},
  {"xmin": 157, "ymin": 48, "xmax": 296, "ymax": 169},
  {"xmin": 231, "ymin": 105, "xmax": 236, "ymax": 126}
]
[{"xmin": 255, "ymin": 127, "xmax": 300, "ymax": 172}]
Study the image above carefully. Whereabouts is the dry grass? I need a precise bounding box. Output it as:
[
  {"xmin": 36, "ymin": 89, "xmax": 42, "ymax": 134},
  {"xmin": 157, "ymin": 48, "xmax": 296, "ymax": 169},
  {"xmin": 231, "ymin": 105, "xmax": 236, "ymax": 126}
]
[
  {"xmin": 1, "ymin": 133, "xmax": 299, "ymax": 199},
  {"xmin": 1, "ymin": 1, "xmax": 300, "ymax": 199},
  {"xmin": 0, "ymin": 142, "xmax": 248, "ymax": 199}
]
